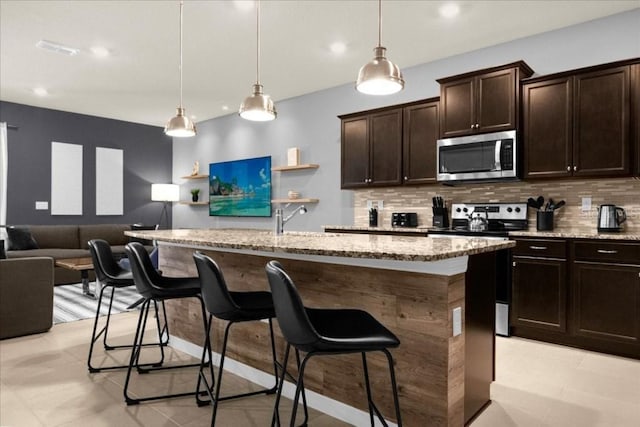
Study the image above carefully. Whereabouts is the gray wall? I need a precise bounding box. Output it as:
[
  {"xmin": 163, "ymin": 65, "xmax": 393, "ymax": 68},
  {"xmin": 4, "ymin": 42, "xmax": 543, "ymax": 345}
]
[
  {"xmin": 0, "ymin": 101, "xmax": 173, "ymax": 226},
  {"xmin": 173, "ymin": 8, "xmax": 640, "ymax": 232}
]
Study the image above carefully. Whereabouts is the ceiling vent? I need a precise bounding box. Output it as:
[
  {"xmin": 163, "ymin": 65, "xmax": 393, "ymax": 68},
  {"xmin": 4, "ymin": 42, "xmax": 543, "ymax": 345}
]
[{"xmin": 36, "ymin": 40, "xmax": 80, "ymax": 56}]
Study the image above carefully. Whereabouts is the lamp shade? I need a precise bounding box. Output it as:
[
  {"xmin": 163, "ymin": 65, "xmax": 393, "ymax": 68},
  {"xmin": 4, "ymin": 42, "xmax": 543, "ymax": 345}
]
[
  {"xmin": 356, "ymin": 46, "xmax": 404, "ymax": 95},
  {"xmin": 239, "ymin": 84, "xmax": 277, "ymax": 121},
  {"xmin": 165, "ymin": 107, "xmax": 196, "ymax": 137},
  {"xmin": 151, "ymin": 184, "xmax": 180, "ymax": 202}
]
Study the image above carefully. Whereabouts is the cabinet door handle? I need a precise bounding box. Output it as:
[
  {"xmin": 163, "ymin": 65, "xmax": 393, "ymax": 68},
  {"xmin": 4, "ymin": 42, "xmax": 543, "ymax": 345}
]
[
  {"xmin": 567, "ymin": 166, "xmax": 571, "ymax": 171},
  {"xmin": 512, "ymin": 261, "xmax": 516, "ymax": 267},
  {"xmin": 470, "ymin": 124, "xmax": 475, "ymax": 129},
  {"xmin": 597, "ymin": 249, "xmax": 618, "ymax": 254},
  {"xmin": 529, "ymin": 245, "xmax": 548, "ymax": 250},
  {"xmin": 573, "ymin": 165, "xmax": 577, "ymax": 172},
  {"xmin": 404, "ymin": 176, "xmax": 408, "ymax": 180}
]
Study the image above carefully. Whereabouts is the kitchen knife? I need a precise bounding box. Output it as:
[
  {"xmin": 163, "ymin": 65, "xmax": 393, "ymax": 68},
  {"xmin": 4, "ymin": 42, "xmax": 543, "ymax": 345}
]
[
  {"xmin": 536, "ymin": 196, "xmax": 545, "ymax": 209},
  {"xmin": 527, "ymin": 197, "xmax": 538, "ymax": 209},
  {"xmin": 553, "ymin": 200, "xmax": 565, "ymax": 210}
]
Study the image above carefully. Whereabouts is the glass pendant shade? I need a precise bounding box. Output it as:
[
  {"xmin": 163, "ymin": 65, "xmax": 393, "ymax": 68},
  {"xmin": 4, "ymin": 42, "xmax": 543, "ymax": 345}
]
[
  {"xmin": 239, "ymin": 84, "xmax": 276, "ymax": 121},
  {"xmin": 356, "ymin": 46, "xmax": 404, "ymax": 95},
  {"xmin": 165, "ymin": 107, "xmax": 196, "ymax": 137}
]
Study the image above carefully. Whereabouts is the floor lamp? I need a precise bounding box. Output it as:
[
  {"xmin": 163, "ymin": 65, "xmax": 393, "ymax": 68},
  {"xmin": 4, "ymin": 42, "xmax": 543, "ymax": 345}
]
[{"xmin": 151, "ymin": 184, "xmax": 179, "ymax": 229}]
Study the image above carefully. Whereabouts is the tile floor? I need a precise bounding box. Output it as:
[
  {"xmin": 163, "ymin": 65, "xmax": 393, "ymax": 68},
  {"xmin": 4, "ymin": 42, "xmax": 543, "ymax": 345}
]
[{"xmin": 1, "ymin": 312, "xmax": 639, "ymax": 426}]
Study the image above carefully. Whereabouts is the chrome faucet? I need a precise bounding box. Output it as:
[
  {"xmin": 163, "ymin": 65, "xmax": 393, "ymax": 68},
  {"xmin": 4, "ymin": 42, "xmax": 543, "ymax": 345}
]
[{"xmin": 275, "ymin": 204, "xmax": 307, "ymax": 235}]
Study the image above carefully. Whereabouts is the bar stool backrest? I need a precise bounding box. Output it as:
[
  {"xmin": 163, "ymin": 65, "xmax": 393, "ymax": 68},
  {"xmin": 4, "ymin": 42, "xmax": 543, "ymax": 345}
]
[
  {"xmin": 88, "ymin": 239, "xmax": 126, "ymax": 283},
  {"xmin": 265, "ymin": 260, "xmax": 319, "ymax": 348},
  {"xmin": 193, "ymin": 251, "xmax": 240, "ymax": 317},
  {"xmin": 125, "ymin": 242, "xmax": 163, "ymax": 298}
]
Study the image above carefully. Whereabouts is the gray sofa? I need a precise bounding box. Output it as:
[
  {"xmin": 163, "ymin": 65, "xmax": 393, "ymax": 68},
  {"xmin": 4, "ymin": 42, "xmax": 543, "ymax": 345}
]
[
  {"xmin": 0, "ymin": 257, "xmax": 54, "ymax": 339},
  {"xmin": 5, "ymin": 224, "xmax": 136, "ymax": 285}
]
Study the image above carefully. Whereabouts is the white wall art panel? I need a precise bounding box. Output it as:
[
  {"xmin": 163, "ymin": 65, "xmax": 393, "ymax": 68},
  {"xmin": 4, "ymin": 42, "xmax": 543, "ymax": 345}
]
[
  {"xmin": 96, "ymin": 147, "xmax": 123, "ymax": 215},
  {"xmin": 51, "ymin": 142, "xmax": 83, "ymax": 215}
]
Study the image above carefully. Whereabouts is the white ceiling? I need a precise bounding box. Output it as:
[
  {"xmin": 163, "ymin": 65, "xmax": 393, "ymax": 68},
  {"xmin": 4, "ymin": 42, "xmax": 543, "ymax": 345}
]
[{"xmin": 1, "ymin": 1, "xmax": 638, "ymax": 127}]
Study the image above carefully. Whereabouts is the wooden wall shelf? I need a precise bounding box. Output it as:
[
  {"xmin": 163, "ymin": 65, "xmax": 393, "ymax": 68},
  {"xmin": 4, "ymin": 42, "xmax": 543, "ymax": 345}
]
[
  {"xmin": 271, "ymin": 164, "xmax": 319, "ymax": 172},
  {"xmin": 271, "ymin": 198, "xmax": 318, "ymax": 204},
  {"xmin": 181, "ymin": 174, "xmax": 209, "ymax": 180},
  {"xmin": 179, "ymin": 201, "xmax": 208, "ymax": 206}
]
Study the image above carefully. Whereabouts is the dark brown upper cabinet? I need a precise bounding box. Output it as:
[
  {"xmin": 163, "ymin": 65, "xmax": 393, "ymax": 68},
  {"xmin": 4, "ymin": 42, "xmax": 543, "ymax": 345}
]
[
  {"xmin": 632, "ymin": 63, "xmax": 640, "ymax": 176},
  {"xmin": 402, "ymin": 100, "xmax": 439, "ymax": 185},
  {"xmin": 340, "ymin": 107, "xmax": 403, "ymax": 189},
  {"xmin": 437, "ymin": 61, "xmax": 533, "ymax": 138},
  {"xmin": 523, "ymin": 59, "xmax": 637, "ymax": 179},
  {"xmin": 340, "ymin": 99, "xmax": 440, "ymax": 189}
]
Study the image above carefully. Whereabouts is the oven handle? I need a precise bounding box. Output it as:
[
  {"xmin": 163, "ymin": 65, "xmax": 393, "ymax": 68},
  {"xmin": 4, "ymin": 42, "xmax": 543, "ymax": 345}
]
[{"xmin": 529, "ymin": 245, "xmax": 548, "ymax": 250}]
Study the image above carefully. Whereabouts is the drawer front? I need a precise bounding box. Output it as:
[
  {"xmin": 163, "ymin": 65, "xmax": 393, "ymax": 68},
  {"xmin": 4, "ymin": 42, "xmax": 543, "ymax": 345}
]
[
  {"xmin": 574, "ymin": 241, "xmax": 640, "ymax": 264},
  {"xmin": 512, "ymin": 238, "xmax": 567, "ymax": 258}
]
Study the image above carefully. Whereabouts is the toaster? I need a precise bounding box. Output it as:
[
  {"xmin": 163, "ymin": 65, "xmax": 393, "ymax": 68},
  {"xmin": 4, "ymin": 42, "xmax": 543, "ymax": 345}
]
[{"xmin": 391, "ymin": 212, "xmax": 418, "ymax": 228}]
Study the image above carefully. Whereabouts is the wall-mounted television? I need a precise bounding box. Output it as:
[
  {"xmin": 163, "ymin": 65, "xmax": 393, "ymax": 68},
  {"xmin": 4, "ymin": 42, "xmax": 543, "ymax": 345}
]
[{"xmin": 208, "ymin": 156, "xmax": 272, "ymax": 217}]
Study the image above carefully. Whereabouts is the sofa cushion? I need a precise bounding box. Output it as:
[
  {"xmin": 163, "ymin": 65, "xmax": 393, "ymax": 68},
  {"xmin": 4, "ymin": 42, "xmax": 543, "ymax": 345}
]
[
  {"xmin": 6, "ymin": 227, "xmax": 39, "ymax": 250},
  {"xmin": 28, "ymin": 225, "xmax": 80, "ymax": 249},
  {"xmin": 7, "ymin": 248, "xmax": 90, "ymax": 260},
  {"xmin": 79, "ymin": 224, "xmax": 129, "ymax": 249}
]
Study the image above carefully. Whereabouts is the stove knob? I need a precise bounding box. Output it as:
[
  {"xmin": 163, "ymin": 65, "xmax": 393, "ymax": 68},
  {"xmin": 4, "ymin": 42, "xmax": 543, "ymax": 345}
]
[
  {"xmin": 507, "ymin": 207, "xmax": 513, "ymax": 213},
  {"xmin": 515, "ymin": 207, "xmax": 521, "ymax": 213},
  {"xmin": 463, "ymin": 207, "xmax": 468, "ymax": 213},
  {"xmin": 456, "ymin": 208, "xmax": 461, "ymax": 213}
]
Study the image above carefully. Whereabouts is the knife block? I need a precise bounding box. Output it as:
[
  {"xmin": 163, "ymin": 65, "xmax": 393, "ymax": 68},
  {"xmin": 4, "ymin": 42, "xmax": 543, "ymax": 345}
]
[{"xmin": 432, "ymin": 207, "xmax": 450, "ymax": 228}]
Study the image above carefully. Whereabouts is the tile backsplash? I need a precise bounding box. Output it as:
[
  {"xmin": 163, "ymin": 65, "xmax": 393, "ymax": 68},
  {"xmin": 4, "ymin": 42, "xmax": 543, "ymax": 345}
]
[{"xmin": 353, "ymin": 177, "xmax": 640, "ymax": 233}]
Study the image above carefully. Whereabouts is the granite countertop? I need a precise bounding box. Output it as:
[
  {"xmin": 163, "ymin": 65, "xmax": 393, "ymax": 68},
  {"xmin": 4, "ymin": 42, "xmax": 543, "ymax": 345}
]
[
  {"xmin": 324, "ymin": 225, "xmax": 640, "ymax": 241},
  {"xmin": 508, "ymin": 229, "xmax": 640, "ymax": 241},
  {"xmin": 126, "ymin": 228, "xmax": 515, "ymax": 262},
  {"xmin": 323, "ymin": 225, "xmax": 430, "ymax": 234}
]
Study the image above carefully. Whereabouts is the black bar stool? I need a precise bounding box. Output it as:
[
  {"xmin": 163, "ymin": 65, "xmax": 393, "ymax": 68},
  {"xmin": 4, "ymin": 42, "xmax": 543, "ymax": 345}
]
[
  {"xmin": 86, "ymin": 239, "xmax": 168, "ymax": 373},
  {"xmin": 193, "ymin": 251, "xmax": 299, "ymax": 426},
  {"xmin": 123, "ymin": 242, "xmax": 211, "ymax": 405},
  {"xmin": 265, "ymin": 260, "xmax": 403, "ymax": 427}
]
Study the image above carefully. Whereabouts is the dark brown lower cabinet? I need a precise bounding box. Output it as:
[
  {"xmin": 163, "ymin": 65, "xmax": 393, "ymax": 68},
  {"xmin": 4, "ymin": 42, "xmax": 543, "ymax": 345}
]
[
  {"xmin": 512, "ymin": 257, "xmax": 567, "ymax": 332},
  {"xmin": 511, "ymin": 238, "xmax": 640, "ymax": 359},
  {"xmin": 572, "ymin": 262, "xmax": 640, "ymax": 345}
]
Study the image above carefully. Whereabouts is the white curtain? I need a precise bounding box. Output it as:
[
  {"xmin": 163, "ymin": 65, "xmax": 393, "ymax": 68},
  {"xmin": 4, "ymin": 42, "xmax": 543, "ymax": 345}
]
[{"xmin": 0, "ymin": 122, "xmax": 7, "ymax": 243}]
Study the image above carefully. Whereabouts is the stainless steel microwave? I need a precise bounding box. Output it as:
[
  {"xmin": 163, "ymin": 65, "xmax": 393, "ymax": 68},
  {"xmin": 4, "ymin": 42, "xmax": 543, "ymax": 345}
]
[{"xmin": 436, "ymin": 130, "xmax": 517, "ymax": 182}]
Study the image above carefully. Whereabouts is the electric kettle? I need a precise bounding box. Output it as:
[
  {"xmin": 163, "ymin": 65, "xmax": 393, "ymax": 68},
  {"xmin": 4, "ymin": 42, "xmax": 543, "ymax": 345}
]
[{"xmin": 597, "ymin": 204, "xmax": 626, "ymax": 232}]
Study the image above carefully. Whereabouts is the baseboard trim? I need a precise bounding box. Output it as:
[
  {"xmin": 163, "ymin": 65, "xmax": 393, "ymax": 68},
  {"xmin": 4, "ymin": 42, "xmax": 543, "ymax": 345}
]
[{"xmin": 169, "ymin": 335, "xmax": 397, "ymax": 427}]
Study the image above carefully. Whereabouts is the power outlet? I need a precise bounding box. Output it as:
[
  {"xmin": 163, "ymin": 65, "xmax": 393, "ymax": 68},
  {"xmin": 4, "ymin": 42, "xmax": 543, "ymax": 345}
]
[
  {"xmin": 581, "ymin": 197, "xmax": 592, "ymax": 212},
  {"xmin": 378, "ymin": 200, "xmax": 384, "ymax": 210},
  {"xmin": 367, "ymin": 200, "xmax": 373, "ymax": 209},
  {"xmin": 452, "ymin": 307, "xmax": 462, "ymax": 336}
]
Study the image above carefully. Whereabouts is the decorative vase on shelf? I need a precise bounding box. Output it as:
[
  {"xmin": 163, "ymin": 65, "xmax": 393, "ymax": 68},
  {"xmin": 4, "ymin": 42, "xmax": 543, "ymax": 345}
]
[{"xmin": 191, "ymin": 189, "xmax": 200, "ymax": 202}]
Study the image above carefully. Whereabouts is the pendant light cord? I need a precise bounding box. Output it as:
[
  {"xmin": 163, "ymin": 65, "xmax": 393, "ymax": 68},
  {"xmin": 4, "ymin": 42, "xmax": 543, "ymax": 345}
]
[
  {"xmin": 377, "ymin": 0, "xmax": 382, "ymax": 47},
  {"xmin": 256, "ymin": 0, "xmax": 261, "ymax": 85},
  {"xmin": 179, "ymin": 0, "xmax": 184, "ymax": 108}
]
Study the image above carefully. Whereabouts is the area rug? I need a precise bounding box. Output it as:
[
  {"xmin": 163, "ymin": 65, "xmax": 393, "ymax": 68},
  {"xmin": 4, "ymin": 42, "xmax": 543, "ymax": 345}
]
[{"xmin": 53, "ymin": 283, "xmax": 141, "ymax": 324}]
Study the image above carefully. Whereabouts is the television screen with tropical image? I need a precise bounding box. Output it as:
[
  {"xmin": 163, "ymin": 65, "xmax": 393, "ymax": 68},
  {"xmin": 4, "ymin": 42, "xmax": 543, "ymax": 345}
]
[{"xmin": 208, "ymin": 156, "xmax": 272, "ymax": 217}]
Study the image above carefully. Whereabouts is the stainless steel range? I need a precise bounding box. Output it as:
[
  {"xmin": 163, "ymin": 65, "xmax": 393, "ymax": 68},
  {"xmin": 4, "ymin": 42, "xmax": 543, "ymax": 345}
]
[
  {"xmin": 429, "ymin": 202, "xmax": 528, "ymax": 337},
  {"xmin": 430, "ymin": 202, "xmax": 528, "ymax": 237}
]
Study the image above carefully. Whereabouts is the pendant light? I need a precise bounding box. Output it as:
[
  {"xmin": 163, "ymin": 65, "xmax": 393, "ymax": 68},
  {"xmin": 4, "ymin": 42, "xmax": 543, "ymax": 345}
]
[
  {"xmin": 165, "ymin": 0, "xmax": 196, "ymax": 137},
  {"xmin": 356, "ymin": 0, "xmax": 404, "ymax": 95},
  {"xmin": 239, "ymin": 0, "xmax": 276, "ymax": 121}
]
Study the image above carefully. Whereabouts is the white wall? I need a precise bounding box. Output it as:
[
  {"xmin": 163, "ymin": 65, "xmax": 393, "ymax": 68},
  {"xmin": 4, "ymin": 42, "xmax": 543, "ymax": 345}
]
[{"xmin": 172, "ymin": 9, "xmax": 640, "ymax": 232}]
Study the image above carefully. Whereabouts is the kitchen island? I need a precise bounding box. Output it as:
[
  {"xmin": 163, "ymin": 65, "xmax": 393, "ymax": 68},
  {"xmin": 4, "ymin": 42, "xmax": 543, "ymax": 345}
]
[{"xmin": 125, "ymin": 228, "xmax": 515, "ymax": 426}]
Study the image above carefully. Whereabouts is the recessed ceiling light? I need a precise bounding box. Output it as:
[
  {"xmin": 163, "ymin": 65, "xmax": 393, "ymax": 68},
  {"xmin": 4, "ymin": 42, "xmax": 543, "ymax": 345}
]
[
  {"xmin": 439, "ymin": 2, "xmax": 460, "ymax": 18},
  {"xmin": 329, "ymin": 42, "xmax": 347, "ymax": 54},
  {"xmin": 33, "ymin": 87, "xmax": 48, "ymax": 96},
  {"xmin": 221, "ymin": 105, "xmax": 229, "ymax": 111},
  {"xmin": 36, "ymin": 39, "xmax": 80, "ymax": 56},
  {"xmin": 90, "ymin": 46, "xmax": 110, "ymax": 57},
  {"xmin": 232, "ymin": 0, "xmax": 254, "ymax": 12}
]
